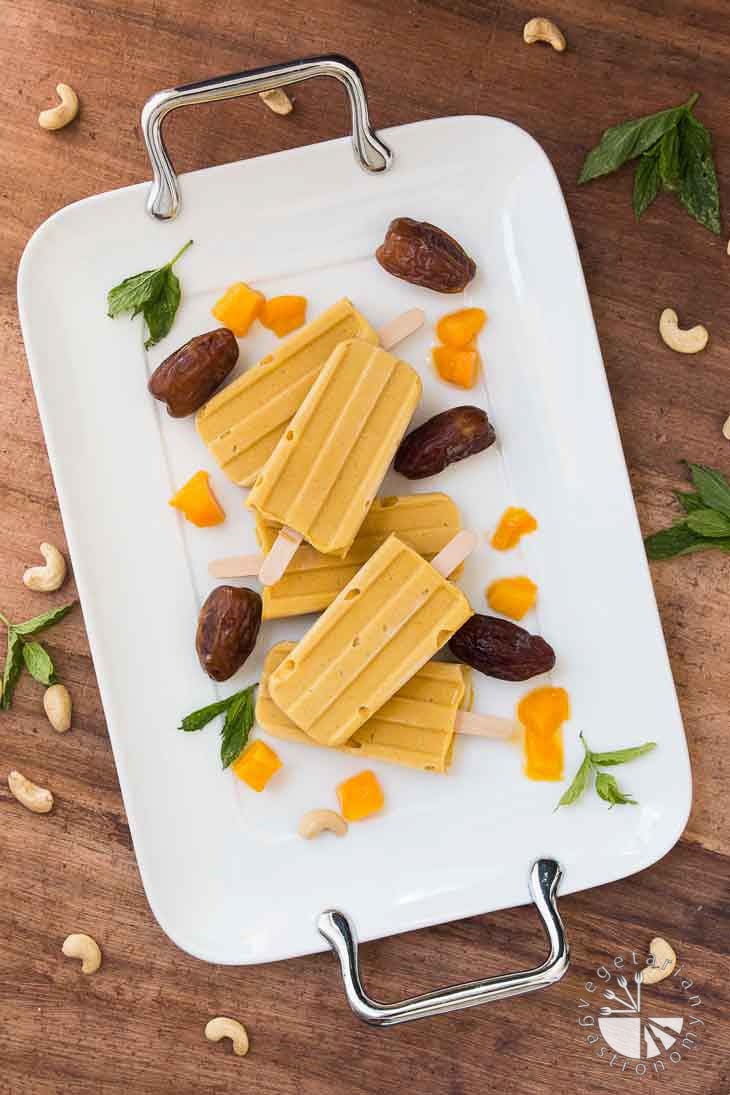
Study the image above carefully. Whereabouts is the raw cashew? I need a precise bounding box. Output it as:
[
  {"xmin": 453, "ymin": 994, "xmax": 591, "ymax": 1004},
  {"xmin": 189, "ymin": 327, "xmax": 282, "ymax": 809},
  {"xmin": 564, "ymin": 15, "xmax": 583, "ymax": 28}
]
[
  {"xmin": 38, "ymin": 83, "xmax": 79, "ymax": 130},
  {"xmin": 205, "ymin": 1016, "xmax": 249, "ymax": 1056},
  {"xmin": 642, "ymin": 937, "xmax": 677, "ymax": 985},
  {"xmin": 23, "ymin": 542, "xmax": 67, "ymax": 592},
  {"xmin": 8, "ymin": 770, "xmax": 54, "ymax": 814},
  {"xmin": 44, "ymin": 684, "xmax": 72, "ymax": 733},
  {"xmin": 523, "ymin": 17, "xmax": 566, "ymax": 51},
  {"xmin": 259, "ymin": 88, "xmax": 293, "ymax": 115},
  {"xmin": 62, "ymin": 933, "xmax": 102, "ymax": 974},
  {"xmin": 298, "ymin": 809, "xmax": 348, "ymax": 839},
  {"xmin": 723, "ymin": 415, "xmax": 730, "ymax": 441},
  {"xmin": 659, "ymin": 308, "xmax": 709, "ymax": 354}
]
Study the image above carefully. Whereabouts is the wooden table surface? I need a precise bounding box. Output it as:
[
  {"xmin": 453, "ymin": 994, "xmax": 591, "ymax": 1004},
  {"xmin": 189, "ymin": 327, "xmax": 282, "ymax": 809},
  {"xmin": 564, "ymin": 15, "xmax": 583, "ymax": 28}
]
[{"xmin": 2, "ymin": 1, "xmax": 730, "ymax": 1092}]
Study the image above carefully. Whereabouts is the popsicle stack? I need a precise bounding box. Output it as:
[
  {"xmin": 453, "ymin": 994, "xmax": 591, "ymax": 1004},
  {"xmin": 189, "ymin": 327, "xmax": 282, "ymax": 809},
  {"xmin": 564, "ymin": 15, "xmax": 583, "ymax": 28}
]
[{"xmin": 198, "ymin": 299, "xmax": 510, "ymax": 772}]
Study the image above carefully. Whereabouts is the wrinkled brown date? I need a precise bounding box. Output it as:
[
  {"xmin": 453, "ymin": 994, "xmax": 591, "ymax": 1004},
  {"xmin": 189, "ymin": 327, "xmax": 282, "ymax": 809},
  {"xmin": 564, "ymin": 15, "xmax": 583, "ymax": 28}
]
[
  {"xmin": 196, "ymin": 586, "xmax": 262, "ymax": 682},
  {"xmin": 450, "ymin": 615, "xmax": 555, "ymax": 681},
  {"xmin": 148, "ymin": 328, "xmax": 238, "ymax": 417},
  {"xmin": 375, "ymin": 217, "xmax": 477, "ymax": 293},
  {"xmin": 395, "ymin": 406, "xmax": 495, "ymax": 479}
]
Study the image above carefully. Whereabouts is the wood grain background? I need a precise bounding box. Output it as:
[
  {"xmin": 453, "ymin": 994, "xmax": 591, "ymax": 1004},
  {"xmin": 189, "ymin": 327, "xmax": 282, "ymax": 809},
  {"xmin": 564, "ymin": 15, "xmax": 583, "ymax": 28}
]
[{"xmin": 2, "ymin": 1, "xmax": 730, "ymax": 1092}]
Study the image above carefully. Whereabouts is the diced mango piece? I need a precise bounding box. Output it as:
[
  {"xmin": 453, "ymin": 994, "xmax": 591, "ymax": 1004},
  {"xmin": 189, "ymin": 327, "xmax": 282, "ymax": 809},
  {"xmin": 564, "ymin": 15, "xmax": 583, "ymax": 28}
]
[
  {"xmin": 260, "ymin": 295, "xmax": 308, "ymax": 337},
  {"xmin": 232, "ymin": 740, "xmax": 282, "ymax": 791},
  {"xmin": 486, "ymin": 576, "xmax": 538, "ymax": 621},
  {"xmin": 518, "ymin": 687, "xmax": 570, "ymax": 782},
  {"xmin": 169, "ymin": 470, "xmax": 225, "ymax": 527},
  {"xmin": 433, "ymin": 344, "xmax": 480, "ymax": 389},
  {"xmin": 436, "ymin": 307, "xmax": 487, "ymax": 348},
  {"xmin": 212, "ymin": 282, "xmax": 265, "ymax": 336},
  {"xmin": 491, "ymin": 507, "xmax": 538, "ymax": 551},
  {"xmin": 337, "ymin": 770, "xmax": 384, "ymax": 821}
]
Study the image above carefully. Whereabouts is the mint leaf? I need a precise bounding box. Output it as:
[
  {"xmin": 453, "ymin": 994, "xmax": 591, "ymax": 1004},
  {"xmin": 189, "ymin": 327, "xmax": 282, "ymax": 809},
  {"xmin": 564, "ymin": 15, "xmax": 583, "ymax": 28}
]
[
  {"xmin": 689, "ymin": 463, "xmax": 730, "ymax": 518},
  {"xmin": 590, "ymin": 742, "xmax": 656, "ymax": 766},
  {"xmin": 21, "ymin": 641, "xmax": 55, "ymax": 685},
  {"xmin": 658, "ymin": 126, "xmax": 682, "ymax": 190},
  {"xmin": 673, "ymin": 491, "xmax": 704, "ymax": 513},
  {"xmin": 13, "ymin": 600, "xmax": 77, "ymax": 637},
  {"xmin": 677, "ymin": 113, "xmax": 721, "ymax": 235},
  {"xmin": 143, "ymin": 268, "xmax": 181, "ymax": 349},
  {"xmin": 220, "ymin": 685, "xmax": 256, "ymax": 769},
  {"xmin": 555, "ymin": 735, "xmax": 593, "ymax": 809},
  {"xmin": 107, "ymin": 240, "xmax": 192, "ymax": 347},
  {"xmin": 633, "ymin": 155, "xmax": 661, "ymax": 219},
  {"xmin": 1, "ymin": 631, "xmax": 24, "ymax": 710},
  {"xmin": 595, "ymin": 771, "xmax": 637, "ymax": 807},
  {"xmin": 179, "ymin": 694, "xmax": 237, "ymax": 732},
  {"xmin": 644, "ymin": 523, "xmax": 706, "ymax": 560},
  {"xmin": 686, "ymin": 508, "xmax": 730, "ymax": 538},
  {"xmin": 578, "ymin": 96, "xmax": 696, "ymax": 183}
]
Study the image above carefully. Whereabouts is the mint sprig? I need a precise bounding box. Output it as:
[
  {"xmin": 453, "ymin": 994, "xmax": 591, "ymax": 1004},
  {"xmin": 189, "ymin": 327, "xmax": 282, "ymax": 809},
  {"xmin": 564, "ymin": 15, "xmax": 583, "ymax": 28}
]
[
  {"xmin": 556, "ymin": 733, "xmax": 656, "ymax": 810},
  {"xmin": 179, "ymin": 683, "xmax": 257, "ymax": 769},
  {"xmin": 0, "ymin": 601, "xmax": 77, "ymax": 710},
  {"xmin": 107, "ymin": 240, "xmax": 193, "ymax": 349},
  {"xmin": 579, "ymin": 94, "xmax": 720, "ymax": 235},
  {"xmin": 645, "ymin": 463, "xmax": 730, "ymax": 560}
]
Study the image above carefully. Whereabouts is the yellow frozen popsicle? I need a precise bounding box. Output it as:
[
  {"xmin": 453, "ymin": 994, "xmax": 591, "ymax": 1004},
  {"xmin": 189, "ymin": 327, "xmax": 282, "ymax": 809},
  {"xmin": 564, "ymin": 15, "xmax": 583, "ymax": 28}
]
[
  {"xmin": 268, "ymin": 534, "xmax": 473, "ymax": 747},
  {"xmin": 196, "ymin": 299, "xmax": 378, "ymax": 487},
  {"xmin": 247, "ymin": 339, "xmax": 422, "ymax": 558},
  {"xmin": 257, "ymin": 642, "xmax": 471, "ymax": 773},
  {"xmin": 256, "ymin": 492, "xmax": 462, "ymax": 619}
]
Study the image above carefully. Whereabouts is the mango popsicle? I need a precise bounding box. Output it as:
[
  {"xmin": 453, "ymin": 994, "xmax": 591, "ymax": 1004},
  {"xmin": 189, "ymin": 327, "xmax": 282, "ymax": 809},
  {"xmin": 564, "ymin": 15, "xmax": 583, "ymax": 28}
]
[
  {"xmin": 268, "ymin": 534, "xmax": 473, "ymax": 746},
  {"xmin": 247, "ymin": 339, "xmax": 422, "ymax": 558},
  {"xmin": 196, "ymin": 299, "xmax": 378, "ymax": 487},
  {"xmin": 257, "ymin": 492, "xmax": 461, "ymax": 619},
  {"xmin": 258, "ymin": 642, "xmax": 471, "ymax": 772}
]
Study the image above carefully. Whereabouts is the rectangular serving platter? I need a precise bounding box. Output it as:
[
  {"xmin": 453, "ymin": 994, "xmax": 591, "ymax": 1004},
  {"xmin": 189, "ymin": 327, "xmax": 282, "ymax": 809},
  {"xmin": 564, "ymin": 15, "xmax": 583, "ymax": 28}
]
[{"xmin": 17, "ymin": 115, "xmax": 692, "ymax": 965}]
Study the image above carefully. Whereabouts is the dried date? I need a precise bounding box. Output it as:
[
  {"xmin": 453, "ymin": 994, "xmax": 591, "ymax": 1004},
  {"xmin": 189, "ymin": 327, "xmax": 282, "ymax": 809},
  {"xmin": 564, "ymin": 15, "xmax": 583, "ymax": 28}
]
[
  {"xmin": 149, "ymin": 328, "xmax": 238, "ymax": 417},
  {"xmin": 375, "ymin": 217, "xmax": 476, "ymax": 293},
  {"xmin": 450, "ymin": 615, "xmax": 555, "ymax": 681},
  {"xmin": 395, "ymin": 406, "xmax": 495, "ymax": 479},
  {"xmin": 196, "ymin": 586, "xmax": 262, "ymax": 682}
]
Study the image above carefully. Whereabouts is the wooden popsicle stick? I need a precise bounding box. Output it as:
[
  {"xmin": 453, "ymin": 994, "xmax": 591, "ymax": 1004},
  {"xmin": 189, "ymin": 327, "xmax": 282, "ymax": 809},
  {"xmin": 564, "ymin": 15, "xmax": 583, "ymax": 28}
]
[
  {"xmin": 377, "ymin": 309, "xmax": 425, "ymax": 350},
  {"xmin": 208, "ymin": 553, "xmax": 263, "ymax": 579},
  {"xmin": 455, "ymin": 711, "xmax": 519, "ymax": 739},
  {"xmin": 431, "ymin": 530, "xmax": 477, "ymax": 577},
  {"xmin": 258, "ymin": 526, "xmax": 303, "ymax": 586}
]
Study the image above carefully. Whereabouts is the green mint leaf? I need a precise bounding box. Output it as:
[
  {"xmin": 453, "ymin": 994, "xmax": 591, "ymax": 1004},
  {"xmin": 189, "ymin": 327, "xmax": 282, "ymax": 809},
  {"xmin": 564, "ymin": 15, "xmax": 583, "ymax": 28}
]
[
  {"xmin": 644, "ymin": 522, "xmax": 706, "ymax": 560},
  {"xmin": 689, "ymin": 463, "xmax": 730, "ymax": 518},
  {"xmin": 578, "ymin": 96, "xmax": 696, "ymax": 184},
  {"xmin": 107, "ymin": 268, "xmax": 166, "ymax": 319},
  {"xmin": 1, "ymin": 630, "xmax": 24, "ymax": 710},
  {"xmin": 590, "ymin": 741, "xmax": 656, "ymax": 766},
  {"xmin": 673, "ymin": 491, "xmax": 705, "ymax": 513},
  {"xmin": 21, "ymin": 641, "xmax": 55, "ymax": 686},
  {"xmin": 658, "ymin": 126, "xmax": 682, "ymax": 190},
  {"xmin": 220, "ymin": 685, "xmax": 256, "ymax": 769},
  {"xmin": 633, "ymin": 155, "xmax": 661, "ymax": 219},
  {"xmin": 13, "ymin": 600, "xmax": 77, "ymax": 637},
  {"xmin": 677, "ymin": 113, "xmax": 721, "ymax": 235},
  {"xmin": 179, "ymin": 693, "xmax": 237, "ymax": 732},
  {"xmin": 555, "ymin": 734, "xmax": 593, "ymax": 809},
  {"xmin": 143, "ymin": 269, "xmax": 181, "ymax": 349},
  {"xmin": 686, "ymin": 508, "xmax": 730, "ymax": 538},
  {"xmin": 595, "ymin": 771, "xmax": 637, "ymax": 807}
]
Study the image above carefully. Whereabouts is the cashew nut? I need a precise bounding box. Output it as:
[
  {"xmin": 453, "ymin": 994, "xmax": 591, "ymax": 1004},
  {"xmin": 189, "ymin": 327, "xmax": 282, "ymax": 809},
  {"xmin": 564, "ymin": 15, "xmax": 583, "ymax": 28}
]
[
  {"xmin": 298, "ymin": 809, "xmax": 348, "ymax": 839},
  {"xmin": 259, "ymin": 88, "xmax": 293, "ymax": 115},
  {"xmin": 22, "ymin": 542, "xmax": 67, "ymax": 592},
  {"xmin": 722, "ymin": 414, "xmax": 730, "ymax": 441},
  {"xmin": 642, "ymin": 937, "xmax": 677, "ymax": 985},
  {"xmin": 205, "ymin": 1017, "xmax": 249, "ymax": 1056},
  {"xmin": 8, "ymin": 770, "xmax": 54, "ymax": 814},
  {"xmin": 523, "ymin": 17, "xmax": 566, "ymax": 51},
  {"xmin": 659, "ymin": 308, "xmax": 709, "ymax": 354},
  {"xmin": 38, "ymin": 83, "xmax": 79, "ymax": 130},
  {"xmin": 62, "ymin": 933, "xmax": 102, "ymax": 974},
  {"xmin": 43, "ymin": 684, "xmax": 72, "ymax": 733}
]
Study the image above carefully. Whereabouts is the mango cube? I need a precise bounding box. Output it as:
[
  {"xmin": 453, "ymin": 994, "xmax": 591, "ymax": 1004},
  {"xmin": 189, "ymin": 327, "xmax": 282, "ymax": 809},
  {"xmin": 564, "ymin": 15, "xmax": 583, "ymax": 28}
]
[
  {"xmin": 232, "ymin": 740, "xmax": 282, "ymax": 792},
  {"xmin": 212, "ymin": 282, "xmax": 265, "ymax": 337},
  {"xmin": 337, "ymin": 770, "xmax": 384, "ymax": 821}
]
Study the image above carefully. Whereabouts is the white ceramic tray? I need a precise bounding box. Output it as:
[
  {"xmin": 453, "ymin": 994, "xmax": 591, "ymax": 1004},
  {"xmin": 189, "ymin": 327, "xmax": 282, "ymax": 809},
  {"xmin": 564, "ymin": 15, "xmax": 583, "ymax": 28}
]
[{"xmin": 18, "ymin": 101, "xmax": 691, "ymax": 966}]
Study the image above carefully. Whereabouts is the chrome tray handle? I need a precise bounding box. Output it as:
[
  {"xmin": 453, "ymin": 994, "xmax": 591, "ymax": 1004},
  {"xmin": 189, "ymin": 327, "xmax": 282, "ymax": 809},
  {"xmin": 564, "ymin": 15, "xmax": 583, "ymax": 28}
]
[
  {"xmin": 318, "ymin": 858, "xmax": 568, "ymax": 1027},
  {"xmin": 141, "ymin": 54, "xmax": 392, "ymax": 221}
]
